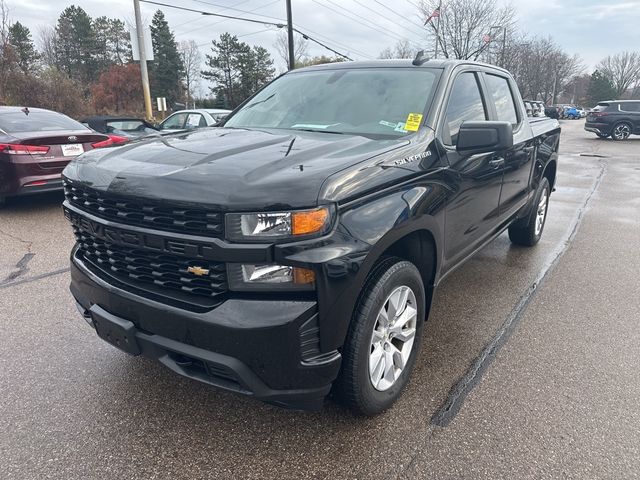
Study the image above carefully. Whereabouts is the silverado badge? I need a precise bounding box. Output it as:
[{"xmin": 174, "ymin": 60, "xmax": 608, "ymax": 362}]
[{"xmin": 187, "ymin": 266, "xmax": 210, "ymax": 276}]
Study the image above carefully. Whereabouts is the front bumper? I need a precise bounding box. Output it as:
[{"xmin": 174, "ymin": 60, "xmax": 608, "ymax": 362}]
[{"xmin": 70, "ymin": 254, "xmax": 341, "ymax": 410}]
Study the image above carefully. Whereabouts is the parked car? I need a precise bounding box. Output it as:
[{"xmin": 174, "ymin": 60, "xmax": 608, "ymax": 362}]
[
  {"xmin": 157, "ymin": 109, "xmax": 232, "ymax": 133},
  {"xmin": 585, "ymin": 100, "xmax": 640, "ymax": 140},
  {"xmin": 576, "ymin": 107, "xmax": 587, "ymax": 118},
  {"xmin": 62, "ymin": 59, "xmax": 560, "ymax": 415},
  {"xmin": 82, "ymin": 116, "xmax": 158, "ymax": 142},
  {"xmin": 0, "ymin": 107, "xmax": 111, "ymax": 206},
  {"xmin": 544, "ymin": 106, "xmax": 560, "ymax": 119},
  {"xmin": 524, "ymin": 101, "xmax": 533, "ymax": 116},
  {"xmin": 563, "ymin": 106, "xmax": 580, "ymax": 119}
]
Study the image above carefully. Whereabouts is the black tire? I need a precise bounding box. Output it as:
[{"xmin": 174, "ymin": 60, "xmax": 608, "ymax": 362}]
[
  {"xmin": 508, "ymin": 177, "xmax": 550, "ymax": 247},
  {"xmin": 596, "ymin": 133, "xmax": 609, "ymax": 139},
  {"xmin": 334, "ymin": 257, "xmax": 426, "ymax": 416},
  {"xmin": 611, "ymin": 122, "xmax": 632, "ymax": 141}
]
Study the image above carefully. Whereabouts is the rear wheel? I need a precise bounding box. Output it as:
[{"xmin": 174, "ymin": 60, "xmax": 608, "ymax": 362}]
[
  {"xmin": 508, "ymin": 177, "xmax": 550, "ymax": 247},
  {"xmin": 612, "ymin": 122, "xmax": 632, "ymax": 141},
  {"xmin": 334, "ymin": 257, "xmax": 426, "ymax": 415}
]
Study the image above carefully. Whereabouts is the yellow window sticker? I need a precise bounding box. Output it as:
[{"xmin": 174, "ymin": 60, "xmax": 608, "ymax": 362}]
[{"xmin": 405, "ymin": 113, "xmax": 423, "ymax": 131}]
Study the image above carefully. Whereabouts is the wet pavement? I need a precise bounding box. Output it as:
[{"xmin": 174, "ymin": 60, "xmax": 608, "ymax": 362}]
[{"xmin": 1, "ymin": 120, "xmax": 638, "ymax": 479}]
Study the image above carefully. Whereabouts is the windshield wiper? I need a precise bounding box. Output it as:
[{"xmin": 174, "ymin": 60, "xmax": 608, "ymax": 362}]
[
  {"xmin": 244, "ymin": 93, "xmax": 275, "ymax": 110},
  {"xmin": 291, "ymin": 128, "xmax": 347, "ymax": 135}
]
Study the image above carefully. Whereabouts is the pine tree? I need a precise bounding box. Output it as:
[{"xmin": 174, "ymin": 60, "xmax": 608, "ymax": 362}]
[
  {"xmin": 54, "ymin": 5, "xmax": 97, "ymax": 84},
  {"xmin": 202, "ymin": 33, "xmax": 275, "ymax": 108},
  {"xmin": 8, "ymin": 21, "xmax": 39, "ymax": 74},
  {"xmin": 149, "ymin": 10, "xmax": 183, "ymax": 107},
  {"xmin": 586, "ymin": 70, "xmax": 617, "ymax": 107}
]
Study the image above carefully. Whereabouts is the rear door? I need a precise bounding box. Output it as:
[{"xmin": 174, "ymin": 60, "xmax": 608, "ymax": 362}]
[
  {"xmin": 439, "ymin": 70, "xmax": 504, "ymax": 266},
  {"xmin": 481, "ymin": 72, "xmax": 534, "ymax": 220},
  {"xmin": 619, "ymin": 102, "xmax": 640, "ymax": 133}
]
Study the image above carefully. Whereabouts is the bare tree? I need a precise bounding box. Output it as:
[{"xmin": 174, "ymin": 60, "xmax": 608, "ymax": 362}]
[
  {"xmin": 274, "ymin": 31, "xmax": 308, "ymax": 67},
  {"xmin": 502, "ymin": 36, "xmax": 583, "ymax": 104},
  {"xmin": 419, "ymin": 0, "xmax": 516, "ymax": 61},
  {"xmin": 37, "ymin": 25, "xmax": 58, "ymax": 68},
  {"xmin": 179, "ymin": 39, "xmax": 201, "ymax": 109},
  {"xmin": 378, "ymin": 40, "xmax": 417, "ymax": 59},
  {"xmin": 597, "ymin": 51, "xmax": 640, "ymax": 98}
]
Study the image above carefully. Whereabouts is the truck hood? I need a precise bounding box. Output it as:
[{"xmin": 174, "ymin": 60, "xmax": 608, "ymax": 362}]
[{"xmin": 63, "ymin": 127, "xmax": 409, "ymax": 210}]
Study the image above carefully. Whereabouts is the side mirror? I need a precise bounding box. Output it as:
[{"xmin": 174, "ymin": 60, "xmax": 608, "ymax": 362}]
[{"xmin": 456, "ymin": 121, "xmax": 514, "ymax": 156}]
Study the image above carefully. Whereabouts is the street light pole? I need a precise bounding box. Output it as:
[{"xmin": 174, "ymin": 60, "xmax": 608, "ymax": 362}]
[
  {"xmin": 286, "ymin": 0, "xmax": 295, "ymax": 70},
  {"xmin": 133, "ymin": 0, "xmax": 153, "ymax": 120}
]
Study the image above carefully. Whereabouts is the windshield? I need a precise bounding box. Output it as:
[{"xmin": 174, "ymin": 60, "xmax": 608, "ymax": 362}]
[
  {"xmin": 224, "ymin": 68, "xmax": 440, "ymax": 138},
  {"xmin": 0, "ymin": 111, "xmax": 88, "ymax": 133}
]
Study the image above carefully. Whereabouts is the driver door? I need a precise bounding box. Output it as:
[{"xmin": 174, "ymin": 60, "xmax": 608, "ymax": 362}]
[{"xmin": 440, "ymin": 70, "xmax": 504, "ymax": 269}]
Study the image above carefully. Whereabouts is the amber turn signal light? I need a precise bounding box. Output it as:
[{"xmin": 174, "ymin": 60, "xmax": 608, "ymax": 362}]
[
  {"xmin": 292, "ymin": 207, "xmax": 329, "ymax": 236},
  {"xmin": 293, "ymin": 267, "xmax": 316, "ymax": 284}
]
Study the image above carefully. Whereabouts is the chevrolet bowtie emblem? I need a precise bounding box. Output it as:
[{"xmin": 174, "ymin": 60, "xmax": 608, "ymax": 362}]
[{"xmin": 187, "ymin": 266, "xmax": 210, "ymax": 276}]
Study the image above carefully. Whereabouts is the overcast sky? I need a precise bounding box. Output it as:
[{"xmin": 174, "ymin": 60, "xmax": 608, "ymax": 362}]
[{"xmin": 7, "ymin": 0, "xmax": 640, "ymax": 91}]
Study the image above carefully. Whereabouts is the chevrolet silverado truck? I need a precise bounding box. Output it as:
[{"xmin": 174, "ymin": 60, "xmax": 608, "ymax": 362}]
[{"xmin": 62, "ymin": 59, "xmax": 560, "ymax": 415}]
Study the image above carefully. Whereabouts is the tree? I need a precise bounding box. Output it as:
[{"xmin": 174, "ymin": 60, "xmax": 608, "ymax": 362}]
[
  {"xmin": 297, "ymin": 55, "xmax": 346, "ymax": 67},
  {"xmin": 54, "ymin": 5, "xmax": 97, "ymax": 84},
  {"xmin": 597, "ymin": 51, "xmax": 640, "ymax": 98},
  {"xmin": 91, "ymin": 63, "xmax": 143, "ymax": 113},
  {"xmin": 378, "ymin": 40, "xmax": 417, "ymax": 59},
  {"xmin": 93, "ymin": 17, "xmax": 131, "ymax": 71},
  {"xmin": 419, "ymin": 0, "xmax": 516, "ymax": 61},
  {"xmin": 8, "ymin": 21, "xmax": 39, "ymax": 74},
  {"xmin": 502, "ymin": 36, "xmax": 583, "ymax": 104},
  {"xmin": 586, "ymin": 70, "xmax": 616, "ymax": 107},
  {"xmin": 179, "ymin": 40, "xmax": 201, "ymax": 109},
  {"xmin": 0, "ymin": 0, "xmax": 15, "ymax": 99},
  {"xmin": 149, "ymin": 10, "xmax": 184, "ymax": 106},
  {"xmin": 201, "ymin": 33, "xmax": 275, "ymax": 108},
  {"xmin": 274, "ymin": 31, "xmax": 308, "ymax": 67}
]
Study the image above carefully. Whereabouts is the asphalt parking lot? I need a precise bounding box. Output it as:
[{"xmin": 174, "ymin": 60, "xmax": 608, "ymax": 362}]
[{"xmin": 1, "ymin": 120, "xmax": 639, "ymax": 479}]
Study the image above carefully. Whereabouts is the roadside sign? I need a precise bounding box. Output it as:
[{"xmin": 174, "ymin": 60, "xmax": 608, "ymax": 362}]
[{"xmin": 130, "ymin": 25, "xmax": 154, "ymax": 61}]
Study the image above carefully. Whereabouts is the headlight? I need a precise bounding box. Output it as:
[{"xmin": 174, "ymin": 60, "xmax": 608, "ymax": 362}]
[
  {"xmin": 227, "ymin": 264, "xmax": 315, "ymax": 291},
  {"xmin": 225, "ymin": 207, "xmax": 331, "ymax": 242}
]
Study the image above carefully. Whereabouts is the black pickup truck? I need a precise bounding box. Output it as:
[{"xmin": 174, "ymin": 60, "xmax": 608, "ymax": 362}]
[{"xmin": 62, "ymin": 59, "xmax": 560, "ymax": 415}]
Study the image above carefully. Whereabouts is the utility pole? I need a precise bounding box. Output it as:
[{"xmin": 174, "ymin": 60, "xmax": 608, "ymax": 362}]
[
  {"xmin": 286, "ymin": 0, "xmax": 295, "ymax": 70},
  {"xmin": 133, "ymin": 0, "xmax": 153, "ymax": 120}
]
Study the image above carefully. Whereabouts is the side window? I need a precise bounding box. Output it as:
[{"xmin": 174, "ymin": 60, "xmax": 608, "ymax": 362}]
[
  {"xmin": 443, "ymin": 72, "xmax": 487, "ymax": 146},
  {"xmin": 485, "ymin": 74, "xmax": 519, "ymax": 126},
  {"xmin": 620, "ymin": 103, "xmax": 640, "ymax": 112},
  {"xmin": 161, "ymin": 113, "xmax": 186, "ymax": 130}
]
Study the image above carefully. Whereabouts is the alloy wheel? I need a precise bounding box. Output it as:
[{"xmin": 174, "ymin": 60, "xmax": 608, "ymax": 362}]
[
  {"xmin": 613, "ymin": 124, "xmax": 631, "ymax": 140},
  {"xmin": 535, "ymin": 188, "xmax": 548, "ymax": 236},
  {"xmin": 369, "ymin": 286, "xmax": 417, "ymax": 391}
]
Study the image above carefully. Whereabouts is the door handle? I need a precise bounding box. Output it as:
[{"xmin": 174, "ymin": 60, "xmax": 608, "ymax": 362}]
[
  {"xmin": 489, "ymin": 157, "xmax": 505, "ymax": 169},
  {"xmin": 523, "ymin": 146, "xmax": 535, "ymax": 154}
]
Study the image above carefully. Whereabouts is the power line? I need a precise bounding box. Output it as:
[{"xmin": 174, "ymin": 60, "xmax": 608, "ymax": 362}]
[
  {"xmin": 189, "ymin": 0, "xmax": 284, "ymax": 22},
  {"xmin": 197, "ymin": 27, "xmax": 274, "ymax": 47},
  {"xmin": 173, "ymin": 0, "xmax": 254, "ymax": 29},
  {"xmin": 139, "ymin": 0, "xmax": 286, "ymax": 27},
  {"xmin": 174, "ymin": 0, "xmax": 281, "ymax": 35},
  {"xmin": 371, "ymin": 0, "xmax": 428, "ymax": 32},
  {"xmin": 351, "ymin": 0, "xmax": 426, "ymax": 39},
  {"xmin": 139, "ymin": 0, "xmax": 354, "ymax": 60},
  {"xmin": 311, "ymin": 0, "xmax": 423, "ymax": 50}
]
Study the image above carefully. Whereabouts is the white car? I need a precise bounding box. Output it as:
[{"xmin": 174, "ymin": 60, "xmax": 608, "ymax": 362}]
[
  {"xmin": 576, "ymin": 107, "xmax": 587, "ymax": 118},
  {"xmin": 158, "ymin": 109, "xmax": 232, "ymax": 133}
]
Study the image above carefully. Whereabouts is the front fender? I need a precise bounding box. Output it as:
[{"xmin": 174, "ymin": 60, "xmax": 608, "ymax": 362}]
[{"xmin": 277, "ymin": 179, "xmax": 448, "ymax": 351}]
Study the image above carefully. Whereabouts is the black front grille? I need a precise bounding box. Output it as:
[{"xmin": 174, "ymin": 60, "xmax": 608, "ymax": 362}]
[
  {"xmin": 74, "ymin": 228, "xmax": 228, "ymax": 302},
  {"xmin": 64, "ymin": 182, "xmax": 224, "ymax": 238}
]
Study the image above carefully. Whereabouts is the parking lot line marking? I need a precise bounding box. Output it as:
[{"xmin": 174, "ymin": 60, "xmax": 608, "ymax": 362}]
[
  {"xmin": 430, "ymin": 159, "xmax": 608, "ymax": 427},
  {"xmin": 0, "ymin": 267, "xmax": 70, "ymax": 290}
]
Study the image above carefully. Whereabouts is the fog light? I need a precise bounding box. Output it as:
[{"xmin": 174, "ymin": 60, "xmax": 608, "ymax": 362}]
[{"xmin": 228, "ymin": 264, "xmax": 315, "ymax": 291}]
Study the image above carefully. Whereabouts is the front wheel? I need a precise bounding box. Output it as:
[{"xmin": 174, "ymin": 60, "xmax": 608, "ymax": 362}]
[
  {"xmin": 334, "ymin": 257, "xmax": 426, "ymax": 415},
  {"xmin": 508, "ymin": 177, "xmax": 550, "ymax": 247}
]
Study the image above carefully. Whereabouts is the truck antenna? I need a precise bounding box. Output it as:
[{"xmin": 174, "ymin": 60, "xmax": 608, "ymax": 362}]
[{"xmin": 412, "ymin": 50, "xmax": 430, "ymax": 66}]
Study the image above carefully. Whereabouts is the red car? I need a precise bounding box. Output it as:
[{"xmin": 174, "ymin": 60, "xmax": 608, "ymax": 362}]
[{"xmin": 0, "ymin": 107, "xmax": 112, "ymax": 206}]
